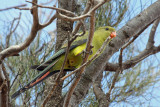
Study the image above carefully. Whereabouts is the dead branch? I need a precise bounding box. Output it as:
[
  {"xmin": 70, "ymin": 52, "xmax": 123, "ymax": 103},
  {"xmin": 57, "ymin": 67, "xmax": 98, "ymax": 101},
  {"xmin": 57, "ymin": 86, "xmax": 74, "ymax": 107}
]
[
  {"xmin": 0, "ymin": 4, "xmax": 26, "ymax": 11},
  {"xmin": 26, "ymin": 1, "xmax": 75, "ymax": 17},
  {"xmin": 0, "ymin": 0, "xmax": 55, "ymax": 64},
  {"xmin": 6, "ymin": 13, "xmax": 21, "ymax": 48},
  {"xmin": 63, "ymin": 9, "xmax": 95, "ymax": 107}
]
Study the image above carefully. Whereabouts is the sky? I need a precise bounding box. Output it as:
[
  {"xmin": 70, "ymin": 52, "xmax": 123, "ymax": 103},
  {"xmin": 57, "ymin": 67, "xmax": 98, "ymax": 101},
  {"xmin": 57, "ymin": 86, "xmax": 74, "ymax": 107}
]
[{"xmin": 0, "ymin": 0, "xmax": 160, "ymax": 106}]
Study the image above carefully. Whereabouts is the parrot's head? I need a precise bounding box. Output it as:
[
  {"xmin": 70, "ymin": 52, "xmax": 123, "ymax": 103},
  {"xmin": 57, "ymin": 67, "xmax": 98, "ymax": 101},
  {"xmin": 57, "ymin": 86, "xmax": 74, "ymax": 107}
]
[{"xmin": 97, "ymin": 26, "xmax": 116, "ymax": 38}]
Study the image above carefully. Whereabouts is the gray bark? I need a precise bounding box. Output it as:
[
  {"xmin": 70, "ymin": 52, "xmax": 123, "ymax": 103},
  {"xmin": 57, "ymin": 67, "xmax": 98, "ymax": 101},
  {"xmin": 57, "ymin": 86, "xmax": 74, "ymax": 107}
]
[
  {"xmin": 69, "ymin": 1, "xmax": 160, "ymax": 106},
  {"xmin": 45, "ymin": 0, "xmax": 78, "ymax": 106}
]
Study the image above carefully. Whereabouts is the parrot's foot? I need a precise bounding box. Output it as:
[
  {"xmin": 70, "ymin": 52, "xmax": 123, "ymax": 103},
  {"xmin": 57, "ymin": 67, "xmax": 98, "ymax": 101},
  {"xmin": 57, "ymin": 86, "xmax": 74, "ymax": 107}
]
[
  {"xmin": 79, "ymin": 45, "xmax": 94, "ymax": 58},
  {"xmin": 80, "ymin": 50, "xmax": 93, "ymax": 58}
]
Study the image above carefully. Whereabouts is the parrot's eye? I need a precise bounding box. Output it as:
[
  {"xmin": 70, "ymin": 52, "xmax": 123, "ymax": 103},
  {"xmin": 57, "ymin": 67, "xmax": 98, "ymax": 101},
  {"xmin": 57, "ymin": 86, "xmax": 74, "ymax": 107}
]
[{"xmin": 105, "ymin": 28, "xmax": 109, "ymax": 30}]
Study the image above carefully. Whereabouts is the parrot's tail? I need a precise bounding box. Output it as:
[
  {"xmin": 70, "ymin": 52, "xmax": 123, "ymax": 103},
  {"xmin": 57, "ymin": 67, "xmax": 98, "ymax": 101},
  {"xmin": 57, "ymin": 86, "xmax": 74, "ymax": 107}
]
[
  {"xmin": 11, "ymin": 59, "xmax": 60, "ymax": 99},
  {"xmin": 11, "ymin": 58, "xmax": 73, "ymax": 99},
  {"xmin": 11, "ymin": 70, "xmax": 58, "ymax": 99}
]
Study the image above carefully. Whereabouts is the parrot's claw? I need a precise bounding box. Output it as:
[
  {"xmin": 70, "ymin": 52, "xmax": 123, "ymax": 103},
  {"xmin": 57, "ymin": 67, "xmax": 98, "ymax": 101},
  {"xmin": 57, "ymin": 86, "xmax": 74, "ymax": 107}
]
[
  {"xmin": 80, "ymin": 45, "xmax": 94, "ymax": 58},
  {"xmin": 80, "ymin": 49, "xmax": 93, "ymax": 58},
  {"xmin": 89, "ymin": 50, "xmax": 93, "ymax": 55}
]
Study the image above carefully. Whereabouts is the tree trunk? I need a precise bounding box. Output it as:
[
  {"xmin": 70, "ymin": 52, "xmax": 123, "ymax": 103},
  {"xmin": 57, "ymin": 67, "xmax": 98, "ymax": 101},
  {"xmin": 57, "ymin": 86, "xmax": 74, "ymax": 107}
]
[
  {"xmin": 69, "ymin": 0, "xmax": 160, "ymax": 106},
  {"xmin": 0, "ymin": 64, "xmax": 9, "ymax": 107},
  {"xmin": 45, "ymin": 0, "xmax": 78, "ymax": 106}
]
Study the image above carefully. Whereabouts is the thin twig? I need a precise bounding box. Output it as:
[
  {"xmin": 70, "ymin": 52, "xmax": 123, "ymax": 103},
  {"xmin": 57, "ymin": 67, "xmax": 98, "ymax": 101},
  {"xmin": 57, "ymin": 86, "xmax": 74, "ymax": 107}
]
[
  {"xmin": 56, "ymin": 12, "xmax": 91, "ymax": 21},
  {"xmin": 6, "ymin": 13, "xmax": 21, "ymax": 48},
  {"xmin": 40, "ymin": 0, "xmax": 55, "ymax": 5},
  {"xmin": 15, "ymin": 7, "xmax": 31, "ymax": 10},
  {"xmin": 71, "ymin": 0, "xmax": 91, "ymax": 36},
  {"xmin": 61, "ymin": 36, "xmax": 112, "ymax": 81},
  {"xmin": 41, "ymin": 27, "xmax": 73, "ymax": 107},
  {"xmin": 41, "ymin": 4, "xmax": 91, "ymax": 105},
  {"xmin": 62, "ymin": 75, "xmax": 75, "ymax": 88},
  {"xmin": 63, "ymin": 10, "xmax": 95, "ymax": 107},
  {"xmin": 63, "ymin": 1, "xmax": 111, "ymax": 106},
  {"xmin": 39, "ymin": 14, "xmax": 57, "ymax": 29},
  {"xmin": 106, "ymin": 15, "xmax": 160, "ymax": 100},
  {"xmin": 0, "ymin": 4, "xmax": 26, "ymax": 11},
  {"xmin": 119, "ymin": 17, "xmax": 160, "ymax": 73},
  {"xmin": 10, "ymin": 72, "xmax": 20, "ymax": 89},
  {"xmin": 119, "ymin": 35, "xmax": 139, "ymax": 73},
  {"xmin": 0, "ymin": 0, "xmax": 39, "ymax": 63},
  {"xmin": 44, "ymin": 0, "xmax": 57, "ymax": 24},
  {"xmin": 107, "ymin": 69, "xmax": 120, "ymax": 94},
  {"xmin": 57, "ymin": 0, "xmax": 111, "ymax": 22},
  {"xmin": 26, "ymin": 1, "xmax": 75, "ymax": 17}
]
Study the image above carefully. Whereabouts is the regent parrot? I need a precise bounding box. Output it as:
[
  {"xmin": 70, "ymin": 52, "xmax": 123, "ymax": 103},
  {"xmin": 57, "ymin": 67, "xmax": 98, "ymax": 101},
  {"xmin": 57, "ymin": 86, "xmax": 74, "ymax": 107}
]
[{"xmin": 11, "ymin": 26, "xmax": 116, "ymax": 99}]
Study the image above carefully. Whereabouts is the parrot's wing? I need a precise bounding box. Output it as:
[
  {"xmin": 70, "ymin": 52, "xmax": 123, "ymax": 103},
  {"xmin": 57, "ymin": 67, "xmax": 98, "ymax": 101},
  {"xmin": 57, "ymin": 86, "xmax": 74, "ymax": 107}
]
[
  {"xmin": 31, "ymin": 38, "xmax": 87, "ymax": 71},
  {"xmin": 12, "ymin": 26, "xmax": 117, "ymax": 99},
  {"xmin": 11, "ymin": 38, "xmax": 87, "ymax": 99},
  {"xmin": 31, "ymin": 48, "xmax": 67, "ymax": 71}
]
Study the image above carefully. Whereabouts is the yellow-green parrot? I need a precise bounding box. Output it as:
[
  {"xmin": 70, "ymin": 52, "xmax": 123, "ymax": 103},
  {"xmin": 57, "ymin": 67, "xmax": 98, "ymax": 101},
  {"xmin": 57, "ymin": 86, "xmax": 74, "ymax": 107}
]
[{"xmin": 11, "ymin": 26, "xmax": 116, "ymax": 99}]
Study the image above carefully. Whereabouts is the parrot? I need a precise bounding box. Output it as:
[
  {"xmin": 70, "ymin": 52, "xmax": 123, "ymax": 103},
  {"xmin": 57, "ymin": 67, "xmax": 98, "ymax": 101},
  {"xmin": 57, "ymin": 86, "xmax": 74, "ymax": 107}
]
[{"xmin": 11, "ymin": 26, "xmax": 116, "ymax": 99}]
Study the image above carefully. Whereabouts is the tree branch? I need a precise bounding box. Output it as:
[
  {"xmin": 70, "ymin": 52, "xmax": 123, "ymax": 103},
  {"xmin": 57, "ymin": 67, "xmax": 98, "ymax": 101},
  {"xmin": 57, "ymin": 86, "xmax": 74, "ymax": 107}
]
[
  {"xmin": 105, "ymin": 46, "xmax": 160, "ymax": 72},
  {"xmin": 41, "ymin": 30, "xmax": 72, "ymax": 107},
  {"xmin": 0, "ymin": 4, "xmax": 26, "ymax": 11},
  {"xmin": 63, "ymin": 9, "xmax": 95, "ymax": 107},
  {"xmin": 105, "ymin": 17, "xmax": 160, "ymax": 72},
  {"xmin": 56, "ymin": 12, "xmax": 91, "ymax": 22},
  {"xmin": 146, "ymin": 18, "xmax": 160, "ymax": 49},
  {"xmin": 93, "ymin": 72, "xmax": 110, "ymax": 107},
  {"xmin": 39, "ymin": 14, "xmax": 57, "ymax": 29},
  {"xmin": 6, "ymin": 13, "xmax": 21, "ymax": 48},
  {"xmin": 26, "ymin": 1, "xmax": 75, "ymax": 17},
  {"xmin": 0, "ymin": 0, "xmax": 42, "ymax": 64},
  {"xmin": 69, "ymin": 1, "xmax": 160, "ymax": 106}
]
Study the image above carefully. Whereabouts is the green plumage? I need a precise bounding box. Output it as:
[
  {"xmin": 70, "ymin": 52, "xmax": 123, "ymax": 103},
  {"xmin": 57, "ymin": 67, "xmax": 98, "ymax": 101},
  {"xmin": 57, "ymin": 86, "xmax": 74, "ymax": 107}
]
[
  {"xmin": 41, "ymin": 26, "xmax": 116, "ymax": 71},
  {"xmin": 11, "ymin": 26, "xmax": 116, "ymax": 99}
]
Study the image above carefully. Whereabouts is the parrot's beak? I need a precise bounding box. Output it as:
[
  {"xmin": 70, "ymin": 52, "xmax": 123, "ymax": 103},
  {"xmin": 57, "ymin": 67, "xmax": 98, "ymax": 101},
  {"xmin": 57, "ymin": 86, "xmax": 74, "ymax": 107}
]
[{"xmin": 110, "ymin": 31, "xmax": 116, "ymax": 38}]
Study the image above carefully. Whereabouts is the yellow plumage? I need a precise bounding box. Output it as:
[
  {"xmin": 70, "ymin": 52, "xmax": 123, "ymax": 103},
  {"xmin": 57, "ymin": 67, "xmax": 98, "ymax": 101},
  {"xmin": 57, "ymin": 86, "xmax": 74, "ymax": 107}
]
[
  {"xmin": 11, "ymin": 26, "xmax": 116, "ymax": 99},
  {"xmin": 52, "ymin": 26, "xmax": 116, "ymax": 71}
]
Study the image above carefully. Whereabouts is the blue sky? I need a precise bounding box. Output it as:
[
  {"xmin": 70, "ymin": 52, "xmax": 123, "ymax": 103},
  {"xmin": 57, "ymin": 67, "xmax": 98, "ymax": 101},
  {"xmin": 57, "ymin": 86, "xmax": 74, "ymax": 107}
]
[{"xmin": 0, "ymin": 0, "xmax": 160, "ymax": 106}]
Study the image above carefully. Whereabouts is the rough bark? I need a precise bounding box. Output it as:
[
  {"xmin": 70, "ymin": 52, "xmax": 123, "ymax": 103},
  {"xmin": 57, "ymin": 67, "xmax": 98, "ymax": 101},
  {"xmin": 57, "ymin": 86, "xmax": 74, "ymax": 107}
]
[
  {"xmin": 45, "ymin": 0, "xmax": 78, "ymax": 106},
  {"xmin": 69, "ymin": 1, "xmax": 160, "ymax": 106},
  {"xmin": 93, "ymin": 72, "xmax": 109, "ymax": 107},
  {"xmin": 56, "ymin": 0, "xmax": 78, "ymax": 51},
  {"xmin": 0, "ymin": 64, "xmax": 10, "ymax": 107}
]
